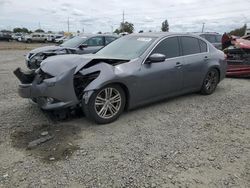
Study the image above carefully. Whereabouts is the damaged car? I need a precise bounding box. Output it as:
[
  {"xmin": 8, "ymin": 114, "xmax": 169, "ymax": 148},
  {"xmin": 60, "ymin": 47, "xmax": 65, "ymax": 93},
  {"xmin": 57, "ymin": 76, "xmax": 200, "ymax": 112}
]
[
  {"xmin": 25, "ymin": 34, "xmax": 118, "ymax": 69},
  {"xmin": 14, "ymin": 33, "xmax": 227, "ymax": 124},
  {"xmin": 224, "ymin": 36, "xmax": 250, "ymax": 77}
]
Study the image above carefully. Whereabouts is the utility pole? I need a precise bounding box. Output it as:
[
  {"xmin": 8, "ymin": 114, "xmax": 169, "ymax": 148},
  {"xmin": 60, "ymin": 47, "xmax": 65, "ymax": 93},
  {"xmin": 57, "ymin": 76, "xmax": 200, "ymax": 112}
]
[
  {"xmin": 38, "ymin": 22, "xmax": 41, "ymax": 29},
  {"xmin": 122, "ymin": 10, "xmax": 125, "ymax": 24},
  {"xmin": 202, "ymin": 23, "xmax": 205, "ymax": 33},
  {"xmin": 121, "ymin": 10, "xmax": 125, "ymax": 32},
  {"xmin": 111, "ymin": 25, "xmax": 114, "ymax": 33},
  {"xmin": 67, "ymin": 17, "xmax": 70, "ymax": 33}
]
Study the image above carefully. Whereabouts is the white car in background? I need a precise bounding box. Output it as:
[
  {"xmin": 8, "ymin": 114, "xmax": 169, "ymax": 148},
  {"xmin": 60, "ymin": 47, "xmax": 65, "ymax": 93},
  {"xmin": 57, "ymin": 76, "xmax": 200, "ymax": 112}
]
[{"xmin": 23, "ymin": 33, "xmax": 48, "ymax": 43}]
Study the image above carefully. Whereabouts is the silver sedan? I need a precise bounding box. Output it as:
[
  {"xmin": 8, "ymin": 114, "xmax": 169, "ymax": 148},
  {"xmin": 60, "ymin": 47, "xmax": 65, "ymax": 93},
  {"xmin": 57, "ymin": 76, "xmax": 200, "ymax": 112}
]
[{"xmin": 14, "ymin": 32, "xmax": 227, "ymax": 124}]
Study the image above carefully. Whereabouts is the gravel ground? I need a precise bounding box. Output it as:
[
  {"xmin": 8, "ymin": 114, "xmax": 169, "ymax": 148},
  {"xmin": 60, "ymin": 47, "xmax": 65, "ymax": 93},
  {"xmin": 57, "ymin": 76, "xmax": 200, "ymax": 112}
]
[
  {"xmin": 0, "ymin": 41, "xmax": 49, "ymax": 50},
  {"xmin": 0, "ymin": 49, "xmax": 249, "ymax": 188}
]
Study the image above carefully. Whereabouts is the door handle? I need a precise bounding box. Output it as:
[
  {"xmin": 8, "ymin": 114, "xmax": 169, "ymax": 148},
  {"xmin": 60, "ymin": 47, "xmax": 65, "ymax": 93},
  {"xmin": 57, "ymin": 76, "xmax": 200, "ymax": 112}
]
[{"xmin": 175, "ymin": 62, "xmax": 183, "ymax": 68}]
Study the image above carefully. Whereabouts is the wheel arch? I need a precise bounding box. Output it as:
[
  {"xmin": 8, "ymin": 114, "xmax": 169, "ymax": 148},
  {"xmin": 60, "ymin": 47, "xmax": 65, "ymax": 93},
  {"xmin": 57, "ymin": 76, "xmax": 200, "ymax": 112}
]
[
  {"xmin": 83, "ymin": 81, "xmax": 131, "ymax": 110},
  {"xmin": 111, "ymin": 82, "xmax": 130, "ymax": 110},
  {"xmin": 209, "ymin": 66, "xmax": 221, "ymax": 82}
]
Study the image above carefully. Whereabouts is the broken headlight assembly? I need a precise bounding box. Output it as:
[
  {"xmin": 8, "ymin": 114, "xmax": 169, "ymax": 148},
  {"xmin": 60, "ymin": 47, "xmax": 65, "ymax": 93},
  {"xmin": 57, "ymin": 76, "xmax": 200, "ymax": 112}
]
[
  {"xmin": 74, "ymin": 71, "xmax": 100, "ymax": 99},
  {"xmin": 36, "ymin": 69, "xmax": 54, "ymax": 84}
]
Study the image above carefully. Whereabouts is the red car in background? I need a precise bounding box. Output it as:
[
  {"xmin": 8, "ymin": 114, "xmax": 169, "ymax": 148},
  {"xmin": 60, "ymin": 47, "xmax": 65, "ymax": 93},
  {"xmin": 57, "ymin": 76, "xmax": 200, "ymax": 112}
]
[{"xmin": 224, "ymin": 36, "xmax": 250, "ymax": 77}]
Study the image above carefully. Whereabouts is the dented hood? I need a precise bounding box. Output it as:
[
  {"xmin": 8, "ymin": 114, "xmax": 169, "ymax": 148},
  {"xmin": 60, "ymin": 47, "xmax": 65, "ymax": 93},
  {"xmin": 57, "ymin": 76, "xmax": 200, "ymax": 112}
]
[{"xmin": 40, "ymin": 54, "xmax": 127, "ymax": 76}]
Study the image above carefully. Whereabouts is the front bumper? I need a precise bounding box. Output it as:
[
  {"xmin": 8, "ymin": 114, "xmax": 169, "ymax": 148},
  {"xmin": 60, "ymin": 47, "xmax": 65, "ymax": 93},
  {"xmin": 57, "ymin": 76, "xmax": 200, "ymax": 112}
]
[{"xmin": 15, "ymin": 68, "xmax": 79, "ymax": 110}]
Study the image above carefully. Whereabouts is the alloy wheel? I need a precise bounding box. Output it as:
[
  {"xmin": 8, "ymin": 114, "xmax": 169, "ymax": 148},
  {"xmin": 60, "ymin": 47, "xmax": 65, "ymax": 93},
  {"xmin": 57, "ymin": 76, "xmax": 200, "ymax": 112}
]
[
  {"xmin": 204, "ymin": 70, "xmax": 218, "ymax": 92},
  {"xmin": 94, "ymin": 87, "xmax": 122, "ymax": 119}
]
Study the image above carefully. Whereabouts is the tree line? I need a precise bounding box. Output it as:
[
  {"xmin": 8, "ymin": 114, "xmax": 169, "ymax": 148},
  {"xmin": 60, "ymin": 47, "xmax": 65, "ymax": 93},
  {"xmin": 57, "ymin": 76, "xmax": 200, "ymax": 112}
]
[{"xmin": 4, "ymin": 21, "xmax": 248, "ymax": 37}]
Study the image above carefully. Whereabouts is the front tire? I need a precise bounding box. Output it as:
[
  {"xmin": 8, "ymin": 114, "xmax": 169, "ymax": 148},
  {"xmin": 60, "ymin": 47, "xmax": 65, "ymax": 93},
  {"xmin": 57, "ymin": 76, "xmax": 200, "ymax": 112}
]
[
  {"xmin": 200, "ymin": 69, "xmax": 219, "ymax": 95},
  {"xmin": 82, "ymin": 84, "xmax": 126, "ymax": 124}
]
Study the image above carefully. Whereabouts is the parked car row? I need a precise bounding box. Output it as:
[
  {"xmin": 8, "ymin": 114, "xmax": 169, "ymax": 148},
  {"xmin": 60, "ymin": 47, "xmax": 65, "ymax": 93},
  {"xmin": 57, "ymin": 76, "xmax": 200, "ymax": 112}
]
[
  {"xmin": 0, "ymin": 32, "xmax": 12, "ymax": 41},
  {"xmin": 1, "ymin": 32, "xmax": 66, "ymax": 43},
  {"xmin": 14, "ymin": 32, "xmax": 227, "ymax": 124}
]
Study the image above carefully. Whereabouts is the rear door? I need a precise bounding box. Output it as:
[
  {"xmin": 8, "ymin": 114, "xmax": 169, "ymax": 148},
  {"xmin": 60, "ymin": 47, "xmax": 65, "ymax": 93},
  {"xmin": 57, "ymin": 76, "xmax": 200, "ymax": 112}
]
[
  {"xmin": 137, "ymin": 36, "xmax": 184, "ymax": 102},
  {"xmin": 180, "ymin": 36, "xmax": 209, "ymax": 90}
]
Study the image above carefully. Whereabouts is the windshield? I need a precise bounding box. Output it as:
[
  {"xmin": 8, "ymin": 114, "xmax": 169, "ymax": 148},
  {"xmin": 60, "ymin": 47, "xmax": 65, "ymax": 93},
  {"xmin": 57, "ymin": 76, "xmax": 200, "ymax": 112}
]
[
  {"xmin": 60, "ymin": 36, "xmax": 87, "ymax": 48},
  {"xmin": 96, "ymin": 36, "xmax": 156, "ymax": 59}
]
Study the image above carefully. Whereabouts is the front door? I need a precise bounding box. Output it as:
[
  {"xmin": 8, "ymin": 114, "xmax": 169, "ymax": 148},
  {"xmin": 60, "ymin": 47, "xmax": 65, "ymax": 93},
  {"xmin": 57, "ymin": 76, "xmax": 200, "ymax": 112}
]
[{"xmin": 136, "ymin": 37, "xmax": 183, "ymax": 103}]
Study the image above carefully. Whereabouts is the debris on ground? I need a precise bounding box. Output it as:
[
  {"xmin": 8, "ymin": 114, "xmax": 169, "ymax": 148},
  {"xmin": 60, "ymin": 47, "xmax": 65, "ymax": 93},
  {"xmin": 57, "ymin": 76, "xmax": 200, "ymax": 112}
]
[{"xmin": 27, "ymin": 135, "xmax": 54, "ymax": 149}]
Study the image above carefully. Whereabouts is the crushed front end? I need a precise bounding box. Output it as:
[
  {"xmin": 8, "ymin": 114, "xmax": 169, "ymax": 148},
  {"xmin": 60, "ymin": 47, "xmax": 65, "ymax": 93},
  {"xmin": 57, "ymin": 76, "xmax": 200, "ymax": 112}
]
[{"xmin": 14, "ymin": 67, "xmax": 79, "ymax": 110}]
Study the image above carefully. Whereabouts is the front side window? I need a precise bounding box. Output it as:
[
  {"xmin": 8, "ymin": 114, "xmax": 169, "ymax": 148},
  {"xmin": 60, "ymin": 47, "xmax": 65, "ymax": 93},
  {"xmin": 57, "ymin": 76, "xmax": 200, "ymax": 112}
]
[
  {"xmin": 181, "ymin": 36, "xmax": 200, "ymax": 55},
  {"xmin": 85, "ymin": 37, "xmax": 104, "ymax": 46},
  {"xmin": 151, "ymin": 37, "xmax": 180, "ymax": 58}
]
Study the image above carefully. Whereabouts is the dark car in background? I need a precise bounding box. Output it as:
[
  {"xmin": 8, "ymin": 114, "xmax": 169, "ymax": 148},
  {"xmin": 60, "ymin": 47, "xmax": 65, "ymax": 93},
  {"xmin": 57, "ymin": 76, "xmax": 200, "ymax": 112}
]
[
  {"xmin": 25, "ymin": 34, "xmax": 118, "ymax": 69},
  {"xmin": 15, "ymin": 33, "xmax": 227, "ymax": 124},
  {"xmin": 0, "ymin": 31, "xmax": 12, "ymax": 41},
  {"xmin": 196, "ymin": 33, "xmax": 222, "ymax": 49}
]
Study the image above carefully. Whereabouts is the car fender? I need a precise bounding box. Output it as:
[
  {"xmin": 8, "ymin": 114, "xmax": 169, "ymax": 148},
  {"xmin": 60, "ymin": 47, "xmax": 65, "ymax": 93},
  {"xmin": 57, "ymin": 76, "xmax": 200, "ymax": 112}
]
[{"xmin": 80, "ymin": 62, "xmax": 138, "ymax": 104}]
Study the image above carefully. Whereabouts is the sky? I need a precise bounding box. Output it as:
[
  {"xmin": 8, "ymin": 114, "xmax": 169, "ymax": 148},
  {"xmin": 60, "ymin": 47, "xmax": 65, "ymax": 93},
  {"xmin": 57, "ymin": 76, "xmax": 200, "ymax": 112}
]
[{"xmin": 0, "ymin": 0, "xmax": 250, "ymax": 34}]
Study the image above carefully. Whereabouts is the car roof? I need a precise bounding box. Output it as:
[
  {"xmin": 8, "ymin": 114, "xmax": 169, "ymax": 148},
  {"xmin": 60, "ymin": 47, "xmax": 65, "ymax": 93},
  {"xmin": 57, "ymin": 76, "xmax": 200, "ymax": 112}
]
[
  {"xmin": 193, "ymin": 32, "xmax": 221, "ymax": 36},
  {"xmin": 127, "ymin": 32, "xmax": 205, "ymax": 39},
  {"xmin": 78, "ymin": 34, "xmax": 118, "ymax": 38}
]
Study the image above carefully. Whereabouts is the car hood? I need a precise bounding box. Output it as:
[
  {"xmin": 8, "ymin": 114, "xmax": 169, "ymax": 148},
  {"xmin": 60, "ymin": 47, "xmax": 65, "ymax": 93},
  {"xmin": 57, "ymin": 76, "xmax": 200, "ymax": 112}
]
[
  {"xmin": 29, "ymin": 45, "xmax": 75, "ymax": 54},
  {"xmin": 40, "ymin": 54, "xmax": 128, "ymax": 76}
]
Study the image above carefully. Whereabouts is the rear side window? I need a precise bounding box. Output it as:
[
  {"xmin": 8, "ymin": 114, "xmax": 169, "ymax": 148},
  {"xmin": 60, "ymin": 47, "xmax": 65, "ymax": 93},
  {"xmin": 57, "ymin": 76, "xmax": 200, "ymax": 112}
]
[
  {"xmin": 151, "ymin": 37, "xmax": 180, "ymax": 58},
  {"xmin": 181, "ymin": 36, "xmax": 200, "ymax": 55},
  {"xmin": 199, "ymin": 39, "xmax": 208, "ymax": 53}
]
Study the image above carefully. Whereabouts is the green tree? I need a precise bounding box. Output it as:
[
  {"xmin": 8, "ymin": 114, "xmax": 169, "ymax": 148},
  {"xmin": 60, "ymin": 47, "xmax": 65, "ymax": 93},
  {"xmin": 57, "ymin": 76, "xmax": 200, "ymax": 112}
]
[
  {"xmin": 114, "ymin": 21, "xmax": 134, "ymax": 34},
  {"xmin": 114, "ymin": 29, "xmax": 120, "ymax": 34},
  {"xmin": 13, "ymin": 27, "xmax": 29, "ymax": 33},
  {"xmin": 229, "ymin": 24, "xmax": 247, "ymax": 36},
  {"xmin": 34, "ymin": 29, "xmax": 45, "ymax": 33},
  {"xmin": 121, "ymin": 21, "xmax": 134, "ymax": 33},
  {"xmin": 161, "ymin": 20, "xmax": 169, "ymax": 32}
]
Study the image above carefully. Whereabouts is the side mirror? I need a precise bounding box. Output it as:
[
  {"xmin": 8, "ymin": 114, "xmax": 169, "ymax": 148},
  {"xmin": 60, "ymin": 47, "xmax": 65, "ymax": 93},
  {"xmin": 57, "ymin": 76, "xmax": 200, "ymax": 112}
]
[
  {"xmin": 146, "ymin": 53, "xmax": 166, "ymax": 63},
  {"xmin": 79, "ymin": 44, "xmax": 88, "ymax": 49}
]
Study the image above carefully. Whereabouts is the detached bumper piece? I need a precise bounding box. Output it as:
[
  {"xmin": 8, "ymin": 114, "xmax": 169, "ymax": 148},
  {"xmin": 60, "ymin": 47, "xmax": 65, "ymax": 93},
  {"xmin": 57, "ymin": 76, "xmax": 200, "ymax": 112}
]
[{"xmin": 13, "ymin": 68, "xmax": 35, "ymax": 84}]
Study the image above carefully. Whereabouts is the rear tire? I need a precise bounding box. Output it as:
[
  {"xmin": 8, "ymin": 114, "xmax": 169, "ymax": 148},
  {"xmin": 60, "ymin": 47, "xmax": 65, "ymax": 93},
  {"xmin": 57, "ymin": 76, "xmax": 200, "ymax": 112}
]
[
  {"xmin": 200, "ymin": 69, "xmax": 219, "ymax": 95},
  {"xmin": 82, "ymin": 84, "xmax": 125, "ymax": 124}
]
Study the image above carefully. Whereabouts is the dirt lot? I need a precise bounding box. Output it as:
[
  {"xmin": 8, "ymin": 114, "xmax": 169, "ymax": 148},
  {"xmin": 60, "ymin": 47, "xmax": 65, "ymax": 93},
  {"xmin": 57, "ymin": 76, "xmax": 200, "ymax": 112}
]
[
  {"xmin": 0, "ymin": 42, "xmax": 250, "ymax": 187},
  {"xmin": 0, "ymin": 41, "xmax": 49, "ymax": 50}
]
